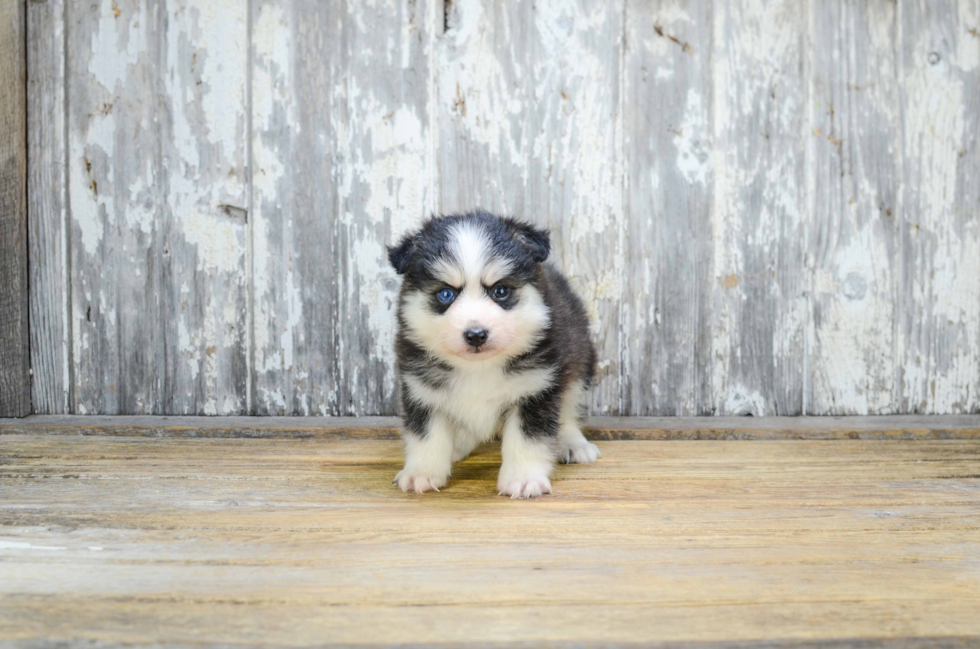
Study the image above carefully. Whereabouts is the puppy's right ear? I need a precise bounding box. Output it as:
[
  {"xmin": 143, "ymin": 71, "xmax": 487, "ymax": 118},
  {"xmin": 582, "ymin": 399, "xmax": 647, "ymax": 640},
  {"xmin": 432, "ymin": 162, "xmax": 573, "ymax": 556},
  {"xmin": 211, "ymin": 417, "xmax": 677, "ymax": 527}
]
[
  {"xmin": 387, "ymin": 232, "xmax": 416, "ymax": 275},
  {"xmin": 511, "ymin": 221, "xmax": 550, "ymax": 263}
]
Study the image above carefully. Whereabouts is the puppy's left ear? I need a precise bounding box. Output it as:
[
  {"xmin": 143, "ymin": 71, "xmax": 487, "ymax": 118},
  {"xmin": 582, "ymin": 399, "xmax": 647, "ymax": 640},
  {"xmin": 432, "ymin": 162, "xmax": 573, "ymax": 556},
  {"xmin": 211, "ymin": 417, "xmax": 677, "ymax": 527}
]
[
  {"xmin": 387, "ymin": 232, "xmax": 417, "ymax": 275},
  {"xmin": 511, "ymin": 221, "xmax": 550, "ymax": 263}
]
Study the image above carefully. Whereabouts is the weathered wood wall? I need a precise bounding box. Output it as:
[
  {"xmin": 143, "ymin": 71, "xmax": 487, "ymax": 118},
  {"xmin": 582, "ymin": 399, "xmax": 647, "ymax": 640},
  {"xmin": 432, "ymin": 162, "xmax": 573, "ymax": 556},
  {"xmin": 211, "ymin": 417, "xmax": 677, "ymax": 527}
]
[
  {"xmin": 27, "ymin": 0, "xmax": 980, "ymax": 416},
  {"xmin": 1, "ymin": 1, "xmax": 29, "ymax": 418}
]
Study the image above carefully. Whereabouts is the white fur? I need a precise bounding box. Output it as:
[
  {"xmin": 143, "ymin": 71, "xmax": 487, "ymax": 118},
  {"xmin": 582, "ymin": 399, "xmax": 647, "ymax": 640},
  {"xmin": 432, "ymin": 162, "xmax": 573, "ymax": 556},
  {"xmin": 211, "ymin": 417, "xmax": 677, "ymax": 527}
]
[
  {"xmin": 430, "ymin": 223, "xmax": 505, "ymax": 287},
  {"xmin": 401, "ymin": 224, "xmax": 550, "ymax": 364},
  {"xmin": 497, "ymin": 409, "xmax": 555, "ymax": 499},
  {"xmin": 557, "ymin": 379, "xmax": 601, "ymax": 464},
  {"xmin": 399, "ymin": 365, "xmax": 557, "ymax": 495},
  {"xmin": 405, "ymin": 364, "xmax": 554, "ymax": 439},
  {"xmin": 395, "ymin": 220, "xmax": 598, "ymax": 497},
  {"xmin": 395, "ymin": 411, "xmax": 454, "ymax": 493},
  {"xmin": 481, "ymin": 256, "xmax": 515, "ymax": 286},
  {"xmin": 454, "ymin": 223, "xmax": 491, "ymax": 284}
]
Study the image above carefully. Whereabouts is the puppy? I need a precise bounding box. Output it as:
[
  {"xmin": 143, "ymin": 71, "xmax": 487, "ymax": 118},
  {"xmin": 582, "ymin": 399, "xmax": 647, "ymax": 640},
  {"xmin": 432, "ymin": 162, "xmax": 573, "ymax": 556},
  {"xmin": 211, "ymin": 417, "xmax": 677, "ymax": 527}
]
[{"xmin": 387, "ymin": 210, "xmax": 600, "ymax": 498}]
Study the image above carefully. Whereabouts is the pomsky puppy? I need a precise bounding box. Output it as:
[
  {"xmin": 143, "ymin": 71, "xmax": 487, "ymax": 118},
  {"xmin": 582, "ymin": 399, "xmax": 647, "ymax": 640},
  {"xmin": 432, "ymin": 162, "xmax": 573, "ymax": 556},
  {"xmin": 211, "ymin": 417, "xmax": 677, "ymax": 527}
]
[{"xmin": 387, "ymin": 210, "xmax": 600, "ymax": 498}]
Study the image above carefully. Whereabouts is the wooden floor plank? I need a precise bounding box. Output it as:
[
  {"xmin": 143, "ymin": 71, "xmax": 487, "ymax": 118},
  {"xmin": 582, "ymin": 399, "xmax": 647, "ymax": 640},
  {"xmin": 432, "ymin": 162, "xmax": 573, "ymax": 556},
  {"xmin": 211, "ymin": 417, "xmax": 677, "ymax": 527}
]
[{"xmin": 1, "ymin": 435, "xmax": 978, "ymax": 647}]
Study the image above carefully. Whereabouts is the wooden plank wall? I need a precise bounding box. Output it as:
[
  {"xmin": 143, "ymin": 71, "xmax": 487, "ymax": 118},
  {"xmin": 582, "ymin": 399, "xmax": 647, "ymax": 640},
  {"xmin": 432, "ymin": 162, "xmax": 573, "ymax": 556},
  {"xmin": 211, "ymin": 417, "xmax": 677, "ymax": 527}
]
[
  {"xmin": 1, "ymin": 1, "xmax": 29, "ymax": 418},
  {"xmin": 26, "ymin": 0, "xmax": 980, "ymax": 417}
]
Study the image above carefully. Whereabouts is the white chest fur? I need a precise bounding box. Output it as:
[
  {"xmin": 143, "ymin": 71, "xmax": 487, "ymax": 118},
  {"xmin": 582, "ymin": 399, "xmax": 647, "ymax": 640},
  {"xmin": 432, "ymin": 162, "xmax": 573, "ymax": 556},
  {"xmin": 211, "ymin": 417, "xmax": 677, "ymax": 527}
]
[{"xmin": 404, "ymin": 363, "xmax": 554, "ymax": 438}]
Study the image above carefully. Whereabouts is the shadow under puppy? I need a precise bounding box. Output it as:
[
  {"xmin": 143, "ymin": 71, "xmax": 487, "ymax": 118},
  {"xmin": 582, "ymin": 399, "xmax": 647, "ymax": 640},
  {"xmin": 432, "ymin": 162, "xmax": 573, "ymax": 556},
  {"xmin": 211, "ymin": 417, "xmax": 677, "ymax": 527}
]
[{"xmin": 388, "ymin": 210, "xmax": 600, "ymax": 498}]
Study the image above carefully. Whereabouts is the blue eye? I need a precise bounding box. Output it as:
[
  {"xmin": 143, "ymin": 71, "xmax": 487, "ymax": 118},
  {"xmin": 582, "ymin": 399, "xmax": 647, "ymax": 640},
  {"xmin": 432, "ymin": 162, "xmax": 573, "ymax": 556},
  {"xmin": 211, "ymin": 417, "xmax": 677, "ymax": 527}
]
[
  {"xmin": 492, "ymin": 284, "xmax": 510, "ymax": 300},
  {"xmin": 437, "ymin": 288, "xmax": 456, "ymax": 303}
]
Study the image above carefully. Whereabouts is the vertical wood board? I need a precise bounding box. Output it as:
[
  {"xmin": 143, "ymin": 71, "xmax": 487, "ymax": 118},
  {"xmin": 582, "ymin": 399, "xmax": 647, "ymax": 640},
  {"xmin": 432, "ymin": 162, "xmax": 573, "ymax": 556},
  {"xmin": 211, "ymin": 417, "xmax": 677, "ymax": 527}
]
[
  {"xmin": 898, "ymin": 0, "xmax": 980, "ymax": 414},
  {"xmin": 705, "ymin": 0, "xmax": 808, "ymax": 415},
  {"xmin": 807, "ymin": 0, "xmax": 902, "ymax": 414},
  {"xmin": 622, "ymin": 0, "xmax": 712, "ymax": 416},
  {"xmin": 28, "ymin": 0, "xmax": 70, "ymax": 414},
  {"xmin": 67, "ymin": 0, "xmax": 249, "ymax": 414},
  {"xmin": 437, "ymin": 0, "xmax": 531, "ymax": 216},
  {"xmin": 250, "ymin": 0, "xmax": 434, "ymax": 415},
  {"xmin": 0, "ymin": 0, "xmax": 29, "ymax": 418}
]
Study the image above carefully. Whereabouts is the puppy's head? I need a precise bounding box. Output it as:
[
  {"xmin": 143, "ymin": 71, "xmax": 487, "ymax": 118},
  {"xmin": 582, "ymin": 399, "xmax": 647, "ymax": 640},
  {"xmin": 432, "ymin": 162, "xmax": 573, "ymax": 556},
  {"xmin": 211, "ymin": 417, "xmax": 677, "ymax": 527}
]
[{"xmin": 389, "ymin": 211, "xmax": 551, "ymax": 365}]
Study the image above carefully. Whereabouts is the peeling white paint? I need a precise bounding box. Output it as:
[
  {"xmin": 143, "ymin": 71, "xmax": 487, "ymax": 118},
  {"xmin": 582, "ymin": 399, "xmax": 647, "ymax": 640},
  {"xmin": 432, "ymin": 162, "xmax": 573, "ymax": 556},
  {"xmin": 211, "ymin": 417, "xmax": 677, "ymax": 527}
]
[
  {"xmin": 37, "ymin": 0, "xmax": 980, "ymax": 417},
  {"xmin": 165, "ymin": 2, "xmax": 247, "ymax": 276},
  {"xmin": 440, "ymin": 0, "xmax": 525, "ymax": 193},
  {"xmin": 278, "ymin": 265, "xmax": 302, "ymax": 372},
  {"xmin": 529, "ymin": 1, "xmax": 622, "ymax": 245},
  {"xmin": 194, "ymin": 3, "xmax": 247, "ymax": 157},
  {"xmin": 70, "ymin": 114, "xmax": 115, "ymax": 256},
  {"xmin": 675, "ymin": 89, "xmax": 710, "ymax": 186},
  {"xmin": 902, "ymin": 28, "xmax": 977, "ymax": 413},
  {"xmin": 957, "ymin": 2, "xmax": 980, "ymax": 71},
  {"xmin": 351, "ymin": 237, "xmax": 397, "ymax": 382},
  {"xmin": 708, "ymin": 0, "xmax": 806, "ymax": 414},
  {"xmin": 179, "ymin": 319, "xmax": 200, "ymax": 382},
  {"xmin": 251, "ymin": 1, "xmax": 295, "ymax": 380},
  {"xmin": 724, "ymin": 384, "xmax": 767, "ymax": 416},
  {"xmin": 87, "ymin": 3, "xmax": 144, "ymax": 94}
]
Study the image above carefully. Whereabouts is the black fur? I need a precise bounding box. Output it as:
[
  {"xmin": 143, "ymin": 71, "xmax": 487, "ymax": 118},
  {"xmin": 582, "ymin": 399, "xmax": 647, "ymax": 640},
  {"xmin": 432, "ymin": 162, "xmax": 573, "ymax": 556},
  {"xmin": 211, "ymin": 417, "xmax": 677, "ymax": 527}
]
[
  {"xmin": 388, "ymin": 210, "xmax": 549, "ymax": 287},
  {"xmin": 518, "ymin": 383, "xmax": 563, "ymax": 439},
  {"xmin": 513, "ymin": 264, "xmax": 596, "ymax": 437},
  {"xmin": 391, "ymin": 211, "xmax": 596, "ymax": 443},
  {"xmin": 401, "ymin": 393, "xmax": 431, "ymax": 437}
]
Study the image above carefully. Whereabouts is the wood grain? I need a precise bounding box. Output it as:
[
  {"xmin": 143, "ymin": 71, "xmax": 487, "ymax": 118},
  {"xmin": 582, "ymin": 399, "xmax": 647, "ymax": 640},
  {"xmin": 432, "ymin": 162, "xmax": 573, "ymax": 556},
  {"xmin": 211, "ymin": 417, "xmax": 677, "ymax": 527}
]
[
  {"xmin": 67, "ymin": 0, "xmax": 249, "ymax": 415},
  {"xmin": 2, "ymin": 414, "xmax": 979, "ymax": 441},
  {"xmin": 0, "ymin": 0, "xmax": 29, "ymax": 418},
  {"xmin": 706, "ymin": 0, "xmax": 807, "ymax": 416},
  {"xmin": 898, "ymin": 0, "xmax": 980, "ymax": 414},
  {"xmin": 808, "ymin": 0, "xmax": 902, "ymax": 415},
  {"xmin": 437, "ymin": 0, "xmax": 530, "ymax": 216},
  {"xmin": 526, "ymin": 0, "xmax": 624, "ymax": 415},
  {"xmin": 27, "ymin": 0, "xmax": 70, "ymax": 414},
  {"xmin": 622, "ymin": 0, "xmax": 712, "ymax": 416},
  {"xmin": 250, "ymin": 0, "xmax": 434, "ymax": 416},
  {"xmin": 1, "ymin": 434, "xmax": 979, "ymax": 646},
  {"xmin": 439, "ymin": 0, "xmax": 625, "ymax": 414},
  {"xmin": 23, "ymin": 0, "xmax": 980, "ymax": 416}
]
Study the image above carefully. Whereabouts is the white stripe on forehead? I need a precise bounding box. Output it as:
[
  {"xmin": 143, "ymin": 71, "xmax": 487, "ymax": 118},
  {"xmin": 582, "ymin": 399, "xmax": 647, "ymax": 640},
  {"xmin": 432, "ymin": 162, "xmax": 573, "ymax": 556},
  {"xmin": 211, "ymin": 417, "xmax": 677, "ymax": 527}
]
[
  {"xmin": 453, "ymin": 223, "xmax": 489, "ymax": 283},
  {"xmin": 431, "ymin": 222, "xmax": 513, "ymax": 288}
]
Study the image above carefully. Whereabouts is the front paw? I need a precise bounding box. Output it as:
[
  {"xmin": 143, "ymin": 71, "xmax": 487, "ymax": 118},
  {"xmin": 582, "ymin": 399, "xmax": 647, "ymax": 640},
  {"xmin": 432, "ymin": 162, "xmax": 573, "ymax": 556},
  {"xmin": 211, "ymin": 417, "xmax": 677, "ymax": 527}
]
[
  {"xmin": 560, "ymin": 441, "xmax": 601, "ymax": 464},
  {"xmin": 497, "ymin": 468, "xmax": 553, "ymax": 499},
  {"xmin": 394, "ymin": 470, "xmax": 449, "ymax": 493}
]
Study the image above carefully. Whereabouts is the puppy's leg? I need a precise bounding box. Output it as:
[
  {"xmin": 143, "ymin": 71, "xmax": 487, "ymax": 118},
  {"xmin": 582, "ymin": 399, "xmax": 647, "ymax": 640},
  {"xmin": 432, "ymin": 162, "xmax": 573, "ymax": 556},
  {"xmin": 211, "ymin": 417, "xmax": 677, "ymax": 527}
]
[
  {"xmin": 394, "ymin": 403, "xmax": 453, "ymax": 494},
  {"xmin": 557, "ymin": 379, "xmax": 600, "ymax": 465},
  {"xmin": 497, "ymin": 391, "xmax": 560, "ymax": 499},
  {"xmin": 452, "ymin": 430, "xmax": 483, "ymax": 463}
]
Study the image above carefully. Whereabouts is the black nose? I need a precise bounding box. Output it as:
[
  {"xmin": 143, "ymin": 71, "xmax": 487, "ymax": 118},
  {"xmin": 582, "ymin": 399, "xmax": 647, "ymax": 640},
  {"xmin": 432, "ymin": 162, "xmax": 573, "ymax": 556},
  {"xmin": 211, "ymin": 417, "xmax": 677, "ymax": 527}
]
[{"xmin": 464, "ymin": 327, "xmax": 488, "ymax": 348}]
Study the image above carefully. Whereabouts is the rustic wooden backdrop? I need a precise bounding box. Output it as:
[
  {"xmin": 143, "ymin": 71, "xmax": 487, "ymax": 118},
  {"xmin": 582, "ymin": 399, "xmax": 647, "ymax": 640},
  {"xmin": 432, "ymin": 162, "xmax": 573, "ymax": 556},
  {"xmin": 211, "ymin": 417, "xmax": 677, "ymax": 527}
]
[
  {"xmin": 23, "ymin": 0, "xmax": 980, "ymax": 417},
  {"xmin": 1, "ymin": 1, "xmax": 29, "ymax": 417}
]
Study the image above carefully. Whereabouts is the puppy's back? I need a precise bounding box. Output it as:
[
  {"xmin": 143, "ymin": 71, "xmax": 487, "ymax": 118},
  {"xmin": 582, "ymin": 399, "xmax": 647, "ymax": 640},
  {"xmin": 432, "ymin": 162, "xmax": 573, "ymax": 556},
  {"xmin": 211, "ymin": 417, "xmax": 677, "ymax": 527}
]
[{"xmin": 538, "ymin": 263, "xmax": 597, "ymax": 390}]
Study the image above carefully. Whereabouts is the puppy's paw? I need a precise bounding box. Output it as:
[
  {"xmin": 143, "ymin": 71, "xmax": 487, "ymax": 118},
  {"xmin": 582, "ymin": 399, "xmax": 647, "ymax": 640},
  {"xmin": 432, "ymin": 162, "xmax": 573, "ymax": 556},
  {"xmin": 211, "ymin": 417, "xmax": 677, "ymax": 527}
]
[
  {"xmin": 394, "ymin": 470, "xmax": 449, "ymax": 494},
  {"xmin": 497, "ymin": 469, "xmax": 553, "ymax": 499},
  {"xmin": 559, "ymin": 441, "xmax": 601, "ymax": 465}
]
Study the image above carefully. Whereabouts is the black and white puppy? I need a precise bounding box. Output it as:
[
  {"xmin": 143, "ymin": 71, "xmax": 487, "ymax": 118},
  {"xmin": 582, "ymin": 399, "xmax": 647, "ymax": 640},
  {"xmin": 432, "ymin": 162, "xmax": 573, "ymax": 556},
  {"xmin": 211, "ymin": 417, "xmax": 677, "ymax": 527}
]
[{"xmin": 387, "ymin": 210, "xmax": 600, "ymax": 498}]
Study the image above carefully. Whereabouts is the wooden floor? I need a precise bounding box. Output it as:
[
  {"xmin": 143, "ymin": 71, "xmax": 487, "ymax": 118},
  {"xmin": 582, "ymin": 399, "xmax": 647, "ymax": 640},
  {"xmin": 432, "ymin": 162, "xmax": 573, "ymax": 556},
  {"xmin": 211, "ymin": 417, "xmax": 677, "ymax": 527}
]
[{"xmin": 1, "ymin": 418, "xmax": 980, "ymax": 648}]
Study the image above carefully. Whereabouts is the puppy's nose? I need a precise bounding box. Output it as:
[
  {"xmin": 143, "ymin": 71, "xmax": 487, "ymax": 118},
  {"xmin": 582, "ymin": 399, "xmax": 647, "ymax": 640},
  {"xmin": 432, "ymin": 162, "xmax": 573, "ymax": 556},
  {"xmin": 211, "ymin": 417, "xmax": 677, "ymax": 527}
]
[{"xmin": 463, "ymin": 327, "xmax": 488, "ymax": 348}]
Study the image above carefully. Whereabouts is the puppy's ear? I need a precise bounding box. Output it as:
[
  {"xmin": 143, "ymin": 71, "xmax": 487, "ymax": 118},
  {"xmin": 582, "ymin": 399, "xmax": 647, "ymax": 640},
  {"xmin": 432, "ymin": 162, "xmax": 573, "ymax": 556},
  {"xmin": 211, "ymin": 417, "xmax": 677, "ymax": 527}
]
[
  {"xmin": 387, "ymin": 232, "xmax": 417, "ymax": 275},
  {"xmin": 511, "ymin": 221, "xmax": 550, "ymax": 263}
]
